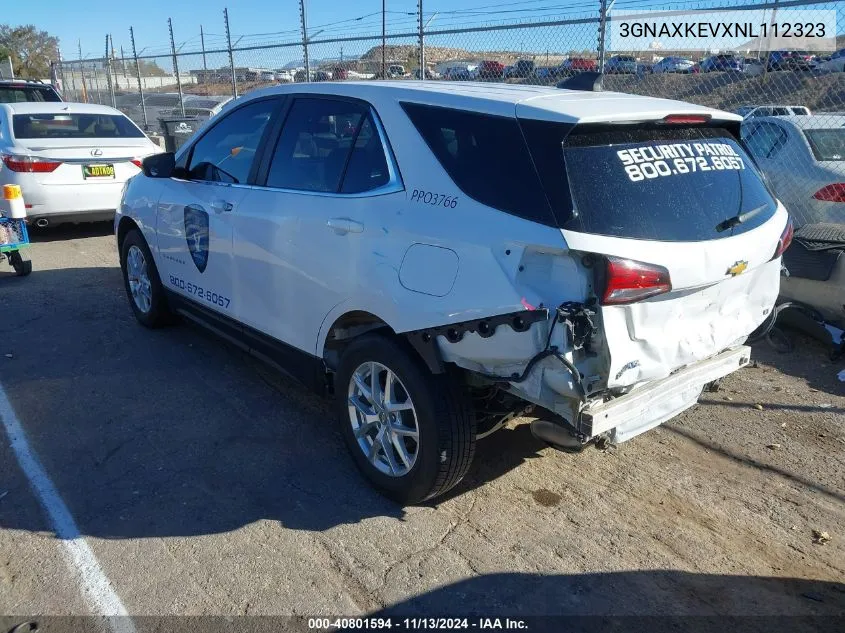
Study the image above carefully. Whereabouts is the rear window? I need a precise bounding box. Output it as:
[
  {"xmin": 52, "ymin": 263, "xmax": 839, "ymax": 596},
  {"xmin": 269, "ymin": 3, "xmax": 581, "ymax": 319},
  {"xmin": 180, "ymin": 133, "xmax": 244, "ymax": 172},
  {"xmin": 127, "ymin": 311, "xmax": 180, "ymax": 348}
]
[
  {"xmin": 560, "ymin": 126, "xmax": 777, "ymax": 241},
  {"xmin": 0, "ymin": 85, "xmax": 62, "ymax": 103},
  {"xmin": 13, "ymin": 113, "xmax": 145, "ymax": 139},
  {"xmin": 401, "ymin": 102, "xmax": 555, "ymax": 226},
  {"xmin": 804, "ymin": 129, "xmax": 845, "ymax": 161}
]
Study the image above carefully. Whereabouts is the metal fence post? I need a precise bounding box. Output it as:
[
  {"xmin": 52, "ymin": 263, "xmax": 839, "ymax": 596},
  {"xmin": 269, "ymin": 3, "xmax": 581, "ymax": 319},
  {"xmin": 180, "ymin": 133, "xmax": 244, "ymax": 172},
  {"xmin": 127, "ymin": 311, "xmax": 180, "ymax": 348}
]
[
  {"xmin": 110, "ymin": 35, "xmax": 121, "ymax": 94},
  {"xmin": 78, "ymin": 40, "xmax": 88, "ymax": 103},
  {"xmin": 597, "ymin": 0, "xmax": 607, "ymax": 74},
  {"xmin": 130, "ymin": 27, "xmax": 148, "ymax": 130},
  {"xmin": 382, "ymin": 0, "xmax": 386, "ymax": 79},
  {"xmin": 299, "ymin": 0, "xmax": 310, "ymax": 82},
  {"xmin": 69, "ymin": 60, "xmax": 77, "ymax": 98},
  {"xmin": 200, "ymin": 25, "xmax": 208, "ymax": 71},
  {"xmin": 120, "ymin": 45, "xmax": 128, "ymax": 82},
  {"xmin": 105, "ymin": 34, "xmax": 116, "ymax": 108},
  {"xmin": 93, "ymin": 62, "xmax": 102, "ymax": 104},
  {"xmin": 224, "ymin": 8, "xmax": 238, "ymax": 96},
  {"xmin": 57, "ymin": 50, "xmax": 67, "ymax": 96},
  {"xmin": 418, "ymin": 0, "xmax": 425, "ymax": 80},
  {"xmin": 168, "ymin": 18, "xmax": 186, "ymax": 117}
]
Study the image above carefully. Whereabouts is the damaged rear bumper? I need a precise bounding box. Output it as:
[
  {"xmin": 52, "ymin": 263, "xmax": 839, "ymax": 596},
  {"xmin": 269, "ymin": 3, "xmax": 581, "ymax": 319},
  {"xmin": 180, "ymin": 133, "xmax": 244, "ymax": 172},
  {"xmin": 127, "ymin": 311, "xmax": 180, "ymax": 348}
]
[{"xmin": 581, "ymin": 345, "xmax": 751, "ymax": 443}]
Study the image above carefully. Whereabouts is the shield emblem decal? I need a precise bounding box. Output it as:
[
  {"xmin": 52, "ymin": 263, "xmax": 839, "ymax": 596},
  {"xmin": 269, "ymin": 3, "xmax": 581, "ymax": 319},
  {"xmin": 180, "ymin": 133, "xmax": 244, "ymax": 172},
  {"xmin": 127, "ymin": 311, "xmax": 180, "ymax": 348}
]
[{"xmin": 184, "ymin": 205, "xmax": 209, "ymax": 273}]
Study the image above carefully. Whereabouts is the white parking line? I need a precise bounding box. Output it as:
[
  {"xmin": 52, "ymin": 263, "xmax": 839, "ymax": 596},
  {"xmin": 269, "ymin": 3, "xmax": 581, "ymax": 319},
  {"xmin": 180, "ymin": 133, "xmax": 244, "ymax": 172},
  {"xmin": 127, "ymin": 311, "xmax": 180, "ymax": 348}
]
[{"xmin": 0, "ymin": 384, "xmax": 136, "ymax": 633}]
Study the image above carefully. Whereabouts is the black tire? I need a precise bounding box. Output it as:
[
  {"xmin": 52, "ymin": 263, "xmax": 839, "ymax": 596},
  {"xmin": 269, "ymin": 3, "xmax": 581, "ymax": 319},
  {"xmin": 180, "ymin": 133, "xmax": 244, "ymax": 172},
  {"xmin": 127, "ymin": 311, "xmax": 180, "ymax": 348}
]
[
  {"xmin": 8, "ymin": 251, "xmax": 32, "ymax": 276},
  {"xmin": 119, "ymin": 228, "xmax": 173, "ymax": 328},
  {"xmin": 335, "ymin": 334, "xmax": 476, "ymax": 505}
]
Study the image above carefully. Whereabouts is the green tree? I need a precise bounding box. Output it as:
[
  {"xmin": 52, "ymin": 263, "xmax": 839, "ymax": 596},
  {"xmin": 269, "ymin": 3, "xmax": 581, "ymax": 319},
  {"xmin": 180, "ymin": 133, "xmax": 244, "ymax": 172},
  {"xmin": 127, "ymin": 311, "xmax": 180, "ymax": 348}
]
[{"xmin": 0, "ymin": 24, "xmax": 59, "ymax": 79}]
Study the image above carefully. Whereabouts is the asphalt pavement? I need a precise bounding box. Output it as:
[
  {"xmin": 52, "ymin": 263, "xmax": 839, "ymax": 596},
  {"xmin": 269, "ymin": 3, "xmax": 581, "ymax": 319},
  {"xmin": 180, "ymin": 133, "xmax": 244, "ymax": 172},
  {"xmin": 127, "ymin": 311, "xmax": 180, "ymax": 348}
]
[{"xmin": 1, "ymin": 223, "xmax": 843, "ymax": 629}]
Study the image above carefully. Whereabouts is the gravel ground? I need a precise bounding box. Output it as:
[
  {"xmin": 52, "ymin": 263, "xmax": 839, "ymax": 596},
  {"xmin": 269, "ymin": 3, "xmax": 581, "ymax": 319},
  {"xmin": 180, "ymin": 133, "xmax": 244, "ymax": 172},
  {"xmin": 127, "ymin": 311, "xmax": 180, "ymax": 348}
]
[{"xmin": 0, "ymin": 224, "xmax": 843, "ymax": 626}]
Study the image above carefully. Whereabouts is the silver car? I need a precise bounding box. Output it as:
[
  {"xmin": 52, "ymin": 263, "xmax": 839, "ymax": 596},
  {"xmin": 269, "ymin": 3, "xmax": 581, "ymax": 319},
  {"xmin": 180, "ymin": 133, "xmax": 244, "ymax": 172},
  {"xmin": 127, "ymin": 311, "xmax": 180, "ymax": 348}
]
[
  {"xmin": 651, "ymin": 56, "xmax": 694, "ymax": 74},
  {"xmin": 741, "ymin": 114, "xmax": 845, "ymax": 226}
]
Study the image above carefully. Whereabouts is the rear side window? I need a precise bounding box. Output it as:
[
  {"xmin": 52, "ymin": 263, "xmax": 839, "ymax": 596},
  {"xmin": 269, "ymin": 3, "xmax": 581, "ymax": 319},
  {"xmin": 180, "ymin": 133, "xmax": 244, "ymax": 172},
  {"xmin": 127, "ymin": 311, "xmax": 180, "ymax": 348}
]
[
  {"xmin": 266, "ymin": 97, "xmax": 367, "ymax": 193},
  {"xmin": 12, "ymin": 113, "xmax": 144, "ymax": 139},
  {"xmin": 0, "ymin": 85, "xmax": 62, "ymax": 103},
  {"xmin": 561, "ymin": 126, "xmax": 777, "ymax": 241},
  {"xmin": 803, "ymin": 129, "xmax": 845, "ymax": 161},
  {"xmin": 401, "ymin": 102, "xmax": 555, "ymax": 226},
  {"xmin": 742, "ymin": 122, "xmax": 788, "ymax": 158}
]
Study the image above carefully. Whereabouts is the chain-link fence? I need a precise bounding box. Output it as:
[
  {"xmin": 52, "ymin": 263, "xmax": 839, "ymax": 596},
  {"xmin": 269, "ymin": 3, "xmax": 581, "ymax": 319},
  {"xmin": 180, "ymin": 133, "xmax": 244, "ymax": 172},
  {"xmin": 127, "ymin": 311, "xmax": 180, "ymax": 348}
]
[{"xmin": 54, "ymin": 0, "xmax": 844, "ymax": 225}]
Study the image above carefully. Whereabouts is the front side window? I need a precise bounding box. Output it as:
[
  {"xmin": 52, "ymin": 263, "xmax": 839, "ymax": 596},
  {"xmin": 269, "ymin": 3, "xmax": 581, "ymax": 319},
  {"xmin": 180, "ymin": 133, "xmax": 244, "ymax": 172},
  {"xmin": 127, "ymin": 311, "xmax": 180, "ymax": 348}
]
[
  {"xmin": 186, "ymin": 99, "xmax": 276, "ymax": 184},
  {"xmin": 266, "ymin": 97, "xmax": 390, "ymax": 194}
]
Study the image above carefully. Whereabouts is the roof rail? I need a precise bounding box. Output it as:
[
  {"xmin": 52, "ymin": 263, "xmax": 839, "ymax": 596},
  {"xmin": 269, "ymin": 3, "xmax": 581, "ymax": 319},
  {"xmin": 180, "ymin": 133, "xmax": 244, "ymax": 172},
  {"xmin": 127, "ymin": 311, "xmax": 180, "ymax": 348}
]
[{"xmin": 556, "ymin": 71, "xmax": 603, "ymax": 92}]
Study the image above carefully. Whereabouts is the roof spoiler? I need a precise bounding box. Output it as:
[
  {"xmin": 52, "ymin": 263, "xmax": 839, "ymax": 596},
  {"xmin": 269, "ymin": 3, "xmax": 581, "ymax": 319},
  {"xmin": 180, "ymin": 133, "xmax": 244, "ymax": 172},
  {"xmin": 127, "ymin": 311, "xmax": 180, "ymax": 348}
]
[{"xmin": 556, "ymin": 71, "xmax": 603, "ymax": 92}]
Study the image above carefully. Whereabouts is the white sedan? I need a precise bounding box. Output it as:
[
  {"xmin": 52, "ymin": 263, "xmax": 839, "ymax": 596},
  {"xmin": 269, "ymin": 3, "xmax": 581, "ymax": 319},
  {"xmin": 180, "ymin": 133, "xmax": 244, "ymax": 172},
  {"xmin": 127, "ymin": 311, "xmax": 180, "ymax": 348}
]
[{"xmin": 0, "ymin": 102, "xmax": 161, "ymax": 227}]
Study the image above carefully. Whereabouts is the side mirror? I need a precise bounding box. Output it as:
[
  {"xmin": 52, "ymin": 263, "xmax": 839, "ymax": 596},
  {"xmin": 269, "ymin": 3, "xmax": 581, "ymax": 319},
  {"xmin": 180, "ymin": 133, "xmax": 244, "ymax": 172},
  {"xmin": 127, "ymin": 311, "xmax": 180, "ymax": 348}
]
[{"xmin": 142, "ymin": 152, "xmax": 175, "ymax": 178}]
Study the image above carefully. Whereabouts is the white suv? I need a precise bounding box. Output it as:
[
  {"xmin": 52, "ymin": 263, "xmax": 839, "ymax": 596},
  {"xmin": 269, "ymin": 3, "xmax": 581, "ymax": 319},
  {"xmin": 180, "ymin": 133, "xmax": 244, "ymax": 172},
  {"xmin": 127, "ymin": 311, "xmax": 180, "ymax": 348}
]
[{"xmin": 116, "ymin": 81, "xmax": 792, "ymax": 504}]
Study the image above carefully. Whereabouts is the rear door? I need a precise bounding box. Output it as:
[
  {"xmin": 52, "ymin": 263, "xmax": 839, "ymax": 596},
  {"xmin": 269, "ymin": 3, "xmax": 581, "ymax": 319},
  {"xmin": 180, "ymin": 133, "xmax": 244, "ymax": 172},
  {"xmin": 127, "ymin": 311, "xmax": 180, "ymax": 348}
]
[
  {"xmin": 232, "ymin": 95, "xmax": 403, "ymax": 353},
  {"xmin": 519, "ymin": 116, "xmax": 788, "ymax": 387}
]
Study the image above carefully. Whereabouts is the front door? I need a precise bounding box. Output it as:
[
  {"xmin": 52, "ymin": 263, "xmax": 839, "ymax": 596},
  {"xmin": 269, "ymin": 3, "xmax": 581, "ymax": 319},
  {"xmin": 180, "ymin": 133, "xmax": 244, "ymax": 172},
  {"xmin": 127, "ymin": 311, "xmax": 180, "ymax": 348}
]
[{"xmin": 155, "ymin": 98, "xmax": 281, "ymax": 318}]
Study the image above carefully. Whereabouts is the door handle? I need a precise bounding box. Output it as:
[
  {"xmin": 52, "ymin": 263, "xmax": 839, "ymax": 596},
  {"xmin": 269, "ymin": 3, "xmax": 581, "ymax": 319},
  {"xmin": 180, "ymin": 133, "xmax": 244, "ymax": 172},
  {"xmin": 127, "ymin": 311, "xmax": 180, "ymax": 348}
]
[
  {"xmin": 211, "ymin": 199, "xmax": 234, "ymax": 214},
  {"xmin": 327, "ymin": 218, "xmax": 364, "ymax": 234}
]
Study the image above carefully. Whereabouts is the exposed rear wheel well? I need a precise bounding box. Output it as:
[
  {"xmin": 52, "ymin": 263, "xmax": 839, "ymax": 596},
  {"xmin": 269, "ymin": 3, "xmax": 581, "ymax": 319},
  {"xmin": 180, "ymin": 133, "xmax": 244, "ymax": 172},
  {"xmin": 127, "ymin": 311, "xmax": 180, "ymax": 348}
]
[{"xmin": 323, "ymin": 311, "xmax": 393, "ymax": 371}]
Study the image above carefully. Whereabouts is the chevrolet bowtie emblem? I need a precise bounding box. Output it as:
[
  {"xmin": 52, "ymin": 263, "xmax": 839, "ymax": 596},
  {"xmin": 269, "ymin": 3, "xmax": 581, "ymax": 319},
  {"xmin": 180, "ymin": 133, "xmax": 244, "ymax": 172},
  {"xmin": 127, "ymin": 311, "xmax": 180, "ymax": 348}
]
[{"xmin": 727, "ymin": 260, "xmax": 748, "ymax": 276}]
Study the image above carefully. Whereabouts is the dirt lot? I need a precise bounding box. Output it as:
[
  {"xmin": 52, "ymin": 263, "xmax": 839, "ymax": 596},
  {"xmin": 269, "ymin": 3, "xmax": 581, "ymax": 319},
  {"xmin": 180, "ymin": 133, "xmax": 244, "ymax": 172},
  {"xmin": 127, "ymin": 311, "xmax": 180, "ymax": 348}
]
[{"xmin": 0, "ymin": 224, "xmax": 843, "ymax": 629}]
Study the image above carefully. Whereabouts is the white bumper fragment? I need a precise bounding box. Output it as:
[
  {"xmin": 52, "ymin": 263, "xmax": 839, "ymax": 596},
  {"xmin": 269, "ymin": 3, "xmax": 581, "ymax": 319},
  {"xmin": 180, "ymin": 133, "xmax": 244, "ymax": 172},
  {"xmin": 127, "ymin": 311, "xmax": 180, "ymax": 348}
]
[{"xmin": 581, "ymin": 346, "xmax": 751, "ymax": 442}]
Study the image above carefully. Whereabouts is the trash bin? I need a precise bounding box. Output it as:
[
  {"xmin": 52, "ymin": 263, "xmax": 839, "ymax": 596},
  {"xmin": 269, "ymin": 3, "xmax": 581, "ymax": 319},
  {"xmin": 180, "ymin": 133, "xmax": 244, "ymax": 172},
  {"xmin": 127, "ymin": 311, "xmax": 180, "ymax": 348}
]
[{"xmin": 159, "ymin": 117, "xmax": 201, "ymax": 153}]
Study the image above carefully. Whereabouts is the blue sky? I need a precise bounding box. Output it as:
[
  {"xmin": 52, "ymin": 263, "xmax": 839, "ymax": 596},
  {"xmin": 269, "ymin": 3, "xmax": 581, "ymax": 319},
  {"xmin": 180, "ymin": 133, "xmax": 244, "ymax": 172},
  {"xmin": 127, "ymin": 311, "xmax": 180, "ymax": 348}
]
[{"xmin": 5, "ymin": 0, "xmax": 841, "ymax": 65}]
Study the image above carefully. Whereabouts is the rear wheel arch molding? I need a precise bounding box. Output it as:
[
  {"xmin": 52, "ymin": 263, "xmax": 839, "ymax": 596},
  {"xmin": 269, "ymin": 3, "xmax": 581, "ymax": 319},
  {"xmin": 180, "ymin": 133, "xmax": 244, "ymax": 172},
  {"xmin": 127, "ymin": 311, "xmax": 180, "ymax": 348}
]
[{"xmin": 319, "ymin": 308, "xmax": 445, "ymax": 376}]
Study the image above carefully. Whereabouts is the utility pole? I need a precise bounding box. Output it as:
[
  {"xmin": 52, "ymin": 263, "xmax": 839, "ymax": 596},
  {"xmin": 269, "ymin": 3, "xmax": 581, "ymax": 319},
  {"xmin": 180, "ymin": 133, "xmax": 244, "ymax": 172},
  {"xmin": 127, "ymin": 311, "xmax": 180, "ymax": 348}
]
[
  {"xmin": 130, "ymin": 27, "xmax": 148, "ymax": 129},
  {"xmin": 224, "ymin": 8, "xmax": 238, "ymax": 95},
  {"xmin": 382, "ymin": 0, "xmax": 386, "ymax": 79},
  {"xmin": 200, "ymin": 25, "xmax": 208, "ymax": 71},
  {"xmin": 168, "ymin": 18, "xmax": 185, "ymax": 116},
  {"xmin": 299, "ymin": 0, "xmax": 310, "ymax": 82},
  {"xmin": 418, "ymin": 0, "xmax": 424, "ymax": 80}
]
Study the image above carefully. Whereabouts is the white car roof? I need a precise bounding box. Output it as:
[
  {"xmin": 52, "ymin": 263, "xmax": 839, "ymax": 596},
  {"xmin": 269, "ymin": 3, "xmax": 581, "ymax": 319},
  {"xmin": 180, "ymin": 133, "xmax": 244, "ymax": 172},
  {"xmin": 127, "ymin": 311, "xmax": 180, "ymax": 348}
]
[
  {"xmin": 241, "ymin": 81, "xmax": 740, "ymax": 124},
  {"xmin": 0, "ymin": 101, "xmax": 126, "ymax": 116}
]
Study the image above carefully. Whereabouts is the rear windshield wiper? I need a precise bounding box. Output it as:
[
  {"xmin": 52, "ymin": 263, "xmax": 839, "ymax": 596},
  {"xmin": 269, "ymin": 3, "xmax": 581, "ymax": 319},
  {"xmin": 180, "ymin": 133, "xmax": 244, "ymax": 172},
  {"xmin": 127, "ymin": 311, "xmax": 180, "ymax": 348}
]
[{"xmin": 715, "ymin": 203, "xmax": 767, "ymax": 233}]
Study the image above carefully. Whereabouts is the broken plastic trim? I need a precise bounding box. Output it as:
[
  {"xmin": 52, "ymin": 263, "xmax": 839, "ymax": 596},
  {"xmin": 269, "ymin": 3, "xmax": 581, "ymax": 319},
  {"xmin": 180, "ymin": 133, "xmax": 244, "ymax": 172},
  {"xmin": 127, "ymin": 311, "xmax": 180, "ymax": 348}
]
[{"xmin": 404, "ymin": 308, "xmax": 550, "ymax": 375}]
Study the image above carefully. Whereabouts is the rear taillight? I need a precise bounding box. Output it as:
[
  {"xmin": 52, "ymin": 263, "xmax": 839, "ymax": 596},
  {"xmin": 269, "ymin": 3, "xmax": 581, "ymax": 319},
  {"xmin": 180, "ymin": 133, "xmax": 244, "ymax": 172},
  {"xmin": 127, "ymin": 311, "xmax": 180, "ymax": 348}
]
[
  {"xmin": 662, "ymin": 114, "xmax": 711, "ymax": 125},
  {"xmin": 772, "ymin": 218, "xmax": 794, "ymax": 259},
  {"xmin": 2, "ymin": 154, "xmax": 62, "ymax": 173},
  {"xmin": 130, "ymin": 158, "xmax": 143, "ymax": 168},
  {"xmin": 813, "ymin": 183, "xmax": 845, "ymax": 203},
  {"xmin": 601, "ymin": 256, "xmax": 672, "ymax": 305}
]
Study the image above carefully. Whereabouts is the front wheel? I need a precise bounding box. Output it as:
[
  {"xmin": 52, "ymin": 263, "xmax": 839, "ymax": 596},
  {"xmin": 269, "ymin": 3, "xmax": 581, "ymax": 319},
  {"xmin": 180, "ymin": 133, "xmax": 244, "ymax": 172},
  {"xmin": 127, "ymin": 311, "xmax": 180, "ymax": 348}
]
[
  {"xmin": 335, "ymin": 334, "xmax": 476, "ymax": 504},
  {"xmin": 120, "ymin": 228, "xmax": 173, "ymax": 328}
]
